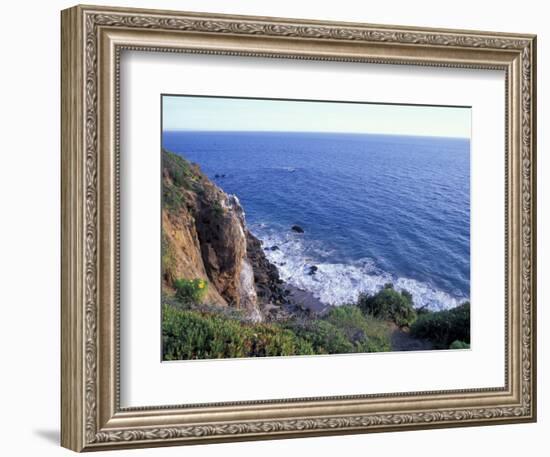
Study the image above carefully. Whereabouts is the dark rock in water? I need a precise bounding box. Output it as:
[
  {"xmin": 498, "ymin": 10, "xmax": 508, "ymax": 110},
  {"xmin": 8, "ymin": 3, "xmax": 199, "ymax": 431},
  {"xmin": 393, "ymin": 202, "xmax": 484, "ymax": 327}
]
[
  {"xmin": 307, "ymin": 265, "xmax": 318, "ymax": 276},
  {"xmin": 269, "ymin": 245, "xmax": 280, "ymax": 251},
  {"xmin": 214, "ymin": 174, "xmax": 220, "ymax": 178},
  {"xmin": 291, "ymin": 225, "xmax": 304, "ymax": 233},
  {"xmin": 221, "ymin": 174, "xmax": 226, "ymax": 178}
]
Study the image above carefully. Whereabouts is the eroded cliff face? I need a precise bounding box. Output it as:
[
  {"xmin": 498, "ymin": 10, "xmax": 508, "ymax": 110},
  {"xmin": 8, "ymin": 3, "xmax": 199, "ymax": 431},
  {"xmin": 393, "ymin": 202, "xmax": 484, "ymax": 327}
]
[
  {"xmin": 162, "ymin": 150, "xmax": 284, "ymax": 321},
  {"xmin": 162, "ymin": 209, "xmax": 227, "ymax": 307}
]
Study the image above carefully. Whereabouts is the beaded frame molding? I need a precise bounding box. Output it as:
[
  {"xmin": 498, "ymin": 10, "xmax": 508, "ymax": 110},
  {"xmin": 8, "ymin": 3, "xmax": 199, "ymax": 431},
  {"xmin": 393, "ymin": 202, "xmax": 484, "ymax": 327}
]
[{"xmin": 61, "ymin": 4, "xmax": 536, "ymax": 452}]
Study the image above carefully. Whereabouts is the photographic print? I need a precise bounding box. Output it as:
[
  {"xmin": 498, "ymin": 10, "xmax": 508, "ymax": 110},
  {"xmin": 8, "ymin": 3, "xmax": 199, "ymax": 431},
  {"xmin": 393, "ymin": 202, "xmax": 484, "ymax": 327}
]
[
  {"xmin": 61, "ymin": 7, "xmax": 536, "ymax": 449},
  {"xmin": 161, "ymin": 95, "xmax": 471, "ymax": 361}
]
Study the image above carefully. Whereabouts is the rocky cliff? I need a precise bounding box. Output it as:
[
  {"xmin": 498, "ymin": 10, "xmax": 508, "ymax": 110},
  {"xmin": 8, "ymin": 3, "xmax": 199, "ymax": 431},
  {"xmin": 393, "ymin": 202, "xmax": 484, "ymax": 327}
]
[{"xmin": 162, "ymin": 150, "xmax": 286, "ymax": 321}]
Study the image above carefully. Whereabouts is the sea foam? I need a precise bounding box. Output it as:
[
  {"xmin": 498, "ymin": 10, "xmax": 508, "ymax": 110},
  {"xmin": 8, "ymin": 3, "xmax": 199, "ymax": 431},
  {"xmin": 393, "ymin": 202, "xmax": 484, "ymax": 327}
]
[{"xmin": 256, "ymin": 227, "xmax": 465, "ymax": 311}]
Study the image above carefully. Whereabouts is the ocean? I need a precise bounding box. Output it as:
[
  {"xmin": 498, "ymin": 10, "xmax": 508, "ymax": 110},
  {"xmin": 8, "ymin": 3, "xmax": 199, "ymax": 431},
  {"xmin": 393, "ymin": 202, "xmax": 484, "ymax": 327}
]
[{"xmin": 162, "ymin": 130, "xmax": 470, "ymax": 311}]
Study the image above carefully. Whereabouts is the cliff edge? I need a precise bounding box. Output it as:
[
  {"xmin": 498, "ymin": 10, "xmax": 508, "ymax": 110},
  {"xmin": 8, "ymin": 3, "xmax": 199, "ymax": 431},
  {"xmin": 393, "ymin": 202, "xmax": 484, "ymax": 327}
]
[{"xmin": 162, "ymin": 150, "xmax": 285, "ymax": 321}]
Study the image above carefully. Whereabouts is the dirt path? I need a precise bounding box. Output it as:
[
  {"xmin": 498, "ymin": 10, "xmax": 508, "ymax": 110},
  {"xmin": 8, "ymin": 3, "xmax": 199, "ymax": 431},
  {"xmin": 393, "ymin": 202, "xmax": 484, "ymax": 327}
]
[{"xmin": 390, "ymin": 323, "xmax": 433, "ymax": 351}]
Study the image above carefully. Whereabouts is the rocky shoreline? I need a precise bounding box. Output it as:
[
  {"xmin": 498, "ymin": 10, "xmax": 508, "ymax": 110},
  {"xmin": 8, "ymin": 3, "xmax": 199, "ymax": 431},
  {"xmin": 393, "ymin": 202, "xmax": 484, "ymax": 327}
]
[
  {"xmin": 246, "ymin": 228, "xmax": 330, "ymax": 320},
  {"xmin": 162, "ymin": 149, "xmax": 326, "ymax": 323}
]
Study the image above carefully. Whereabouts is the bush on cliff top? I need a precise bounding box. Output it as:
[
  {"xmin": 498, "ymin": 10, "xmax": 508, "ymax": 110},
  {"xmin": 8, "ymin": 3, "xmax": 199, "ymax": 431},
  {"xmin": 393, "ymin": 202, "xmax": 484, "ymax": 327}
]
[
  {"xmin": 357, "ymin": 283, "xmax": 417, "ymax": 327},
  {"xmin": 163, "ymin": 180, "xmax": 186, "ymax": 210},
  {"xmin": 410, "ymin": 302, "xmax": 470, "ymax": 349},
  {"xmin": 162, "ymin": 149, "xmax": 201, "ymax": 210},
  {"xmin": 163, "ymin": 149, "xmax": 193, "ymax": 188}
]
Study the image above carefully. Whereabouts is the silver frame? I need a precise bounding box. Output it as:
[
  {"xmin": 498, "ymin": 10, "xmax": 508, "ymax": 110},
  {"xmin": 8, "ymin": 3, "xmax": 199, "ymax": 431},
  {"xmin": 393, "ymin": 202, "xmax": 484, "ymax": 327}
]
[{"xmin": 61, "ymin": 4, "xmax": 537, "ymax": 451}]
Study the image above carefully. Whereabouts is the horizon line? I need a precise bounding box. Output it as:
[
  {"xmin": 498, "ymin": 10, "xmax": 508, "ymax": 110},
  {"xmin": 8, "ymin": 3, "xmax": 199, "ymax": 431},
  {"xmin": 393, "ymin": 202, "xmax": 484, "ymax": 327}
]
[{"xmin": 161, "ymin": 129, "xmax": 470, "ymax": 140}]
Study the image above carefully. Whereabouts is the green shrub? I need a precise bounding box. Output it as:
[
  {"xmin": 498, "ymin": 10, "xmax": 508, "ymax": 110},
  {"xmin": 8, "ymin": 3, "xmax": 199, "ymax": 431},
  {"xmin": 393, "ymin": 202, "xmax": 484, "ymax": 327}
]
[
  {"xmin": 162, "ymin": 150, "xmax": 199, "ymax": 210},
  {"xmin": 162, "ymin": 305, "xmax": 246, "ymax": 359},
  {"xmin": 162, "ymin": 180, "xmax": 185, "ymax": 210},
  {"xmin": 162, "ymin": 305, "xmax": 316, "ymax": 360},
  {"xmin": 410, "ymin": 302, "xmax": 470, "ymax": 349},
  {"xmin": 211, "ymin": 200, "xmax": 224, "ymax": 218},
  {"xmin": 284, "ymin": 319, "xmax": 355, "ymax": 354},
  {"xmin": 163, "ymin": 149, "xmax": 192, "ymax": 188},
  {"xmin": 449, "ymin": 340, "xmax": 470, "ymax": 350},
  {"xmin": 162, "ymin": 302, "xmax": 392, "ymax": 361},
  {"xmin": 282, "ymin": 305, "xmax": 391, "ymax": 354},
  {"xmin": 247, "ymin": 325, "xmax": 315, "ymax": 357},
  {"xmin": 357, "ymin": 284, "xmax": 417, "ymax": 327},
  {"xmin": 173, "ymin": 278, "xmax": 208, "ymax": 305},
  {"xmin": 324, "ymin": 305, "xmax": 390, "ymax": 352}
]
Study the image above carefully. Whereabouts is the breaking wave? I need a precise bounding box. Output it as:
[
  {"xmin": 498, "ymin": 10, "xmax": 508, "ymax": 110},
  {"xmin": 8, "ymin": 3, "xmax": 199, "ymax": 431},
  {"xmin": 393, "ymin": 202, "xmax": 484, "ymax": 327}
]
[{"xmin": 253, "ymin": 225, "xmax": 467, "ymax": 311}]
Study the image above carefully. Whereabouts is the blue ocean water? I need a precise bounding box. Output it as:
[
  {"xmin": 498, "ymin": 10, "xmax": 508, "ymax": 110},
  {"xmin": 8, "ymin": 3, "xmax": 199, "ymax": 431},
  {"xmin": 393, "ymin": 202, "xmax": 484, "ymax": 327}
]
[{"xmin": 163, "ymin": 130, "xmax": 470, "ymax": 310}]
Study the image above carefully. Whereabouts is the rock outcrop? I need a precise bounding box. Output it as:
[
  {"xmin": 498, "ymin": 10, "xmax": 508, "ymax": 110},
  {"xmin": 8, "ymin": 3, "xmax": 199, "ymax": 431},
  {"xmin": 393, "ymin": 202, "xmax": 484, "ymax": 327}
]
[
  {"xmin": 245, "ymin": 230, "xmax": 287, "ymax": 312},
  {"xmin": 162, "ymin": 150, "xmax": 285, "ymax": 321}
]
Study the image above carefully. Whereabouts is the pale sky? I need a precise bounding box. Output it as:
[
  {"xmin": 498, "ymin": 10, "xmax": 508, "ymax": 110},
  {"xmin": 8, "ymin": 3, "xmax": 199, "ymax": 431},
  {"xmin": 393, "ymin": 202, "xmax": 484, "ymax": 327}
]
[{"xmin": 162, "ymin": 95, "xmax": 471, "ymax": 138}]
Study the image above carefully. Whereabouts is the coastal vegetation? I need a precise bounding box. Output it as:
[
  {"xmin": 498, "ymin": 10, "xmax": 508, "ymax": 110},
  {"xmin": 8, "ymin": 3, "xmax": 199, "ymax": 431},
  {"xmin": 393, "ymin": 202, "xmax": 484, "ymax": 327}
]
[
  {"xmin": 163, "ymin": 304, "xmax": 314, "ymax": 360},
  {"xmin": 410, "ymin": 302, "xmax": 470, "ymax": 349},
  {"xmin": 173, "ymin": 278, "xmax": 208, "ymax": 306},
  {"xmin": 357, "ymin": 283, "xmax": 417, "ymax": 327},
  {"xmin": 162, "ymin": 293, "xmax": 392, "ymax": 360},
  {"xmin": 162, "ymin": 280, "xmax": 470, "ymax": 359}
]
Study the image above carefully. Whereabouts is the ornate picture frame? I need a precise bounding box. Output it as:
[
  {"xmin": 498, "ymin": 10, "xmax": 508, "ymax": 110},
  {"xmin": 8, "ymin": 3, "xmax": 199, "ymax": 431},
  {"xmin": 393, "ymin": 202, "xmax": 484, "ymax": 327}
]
[{"xmin": 61, "ymin": 4, "xmax": 536, "ymax": 452}]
